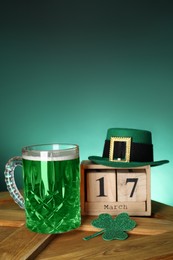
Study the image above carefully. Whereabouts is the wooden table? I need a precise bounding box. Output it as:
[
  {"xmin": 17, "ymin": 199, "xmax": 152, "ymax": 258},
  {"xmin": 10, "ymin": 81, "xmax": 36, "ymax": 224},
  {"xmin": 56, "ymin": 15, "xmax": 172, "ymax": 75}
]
[{"xmin": 1, "ymin": 192, "xmax": 173, "ymax": 259}]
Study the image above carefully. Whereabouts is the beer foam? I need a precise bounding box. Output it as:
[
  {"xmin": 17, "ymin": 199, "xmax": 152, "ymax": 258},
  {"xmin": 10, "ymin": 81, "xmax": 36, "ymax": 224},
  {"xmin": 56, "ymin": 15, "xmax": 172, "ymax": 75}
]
[
  {"xmin": 22, "ymin": 144, "xmax": 79, "ymax": 161},
  {"xmin": 22, "ymin": 154, "xmax": 78, "ymax": 161}
]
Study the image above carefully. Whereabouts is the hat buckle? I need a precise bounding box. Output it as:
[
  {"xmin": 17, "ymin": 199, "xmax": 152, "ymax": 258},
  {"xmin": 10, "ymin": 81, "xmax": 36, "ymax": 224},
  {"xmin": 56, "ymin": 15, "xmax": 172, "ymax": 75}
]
[{"xmin": 109, "ymin": 137, "xmax": 131, "ymax": 163}]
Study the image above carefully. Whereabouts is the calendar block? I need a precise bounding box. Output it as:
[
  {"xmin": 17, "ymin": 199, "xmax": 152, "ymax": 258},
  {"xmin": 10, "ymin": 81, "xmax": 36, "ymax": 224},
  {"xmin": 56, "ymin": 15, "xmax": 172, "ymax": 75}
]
[
  {"xmin": 85, "ymin": 202, "xmax": 146, "ymax": 214},
  {"xmin": 117, "ymin": 169, "xmax": 147, "ymax": 202},
  {"xmin": 80, "ymin": 160, "xmax": 151, "ymax": 216},
  {"xmin": 86, "ymin": 170, "xmax": 116, "ymax": 202}
]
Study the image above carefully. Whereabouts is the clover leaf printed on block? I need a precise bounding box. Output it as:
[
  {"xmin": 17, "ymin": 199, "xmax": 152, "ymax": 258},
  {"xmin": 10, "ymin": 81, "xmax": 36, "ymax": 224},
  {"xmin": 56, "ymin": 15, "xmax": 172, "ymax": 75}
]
[{"xmin": 83, "ymin": 213, "xmax": 136, "ymax": 241}]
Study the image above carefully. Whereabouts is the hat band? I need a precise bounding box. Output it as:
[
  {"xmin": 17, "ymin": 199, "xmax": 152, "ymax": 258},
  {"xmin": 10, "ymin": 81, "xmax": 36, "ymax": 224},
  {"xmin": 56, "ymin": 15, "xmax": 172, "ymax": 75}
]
[{"xmin": 102, "ymin": 140, "xmax": 153, "ymax": 163}]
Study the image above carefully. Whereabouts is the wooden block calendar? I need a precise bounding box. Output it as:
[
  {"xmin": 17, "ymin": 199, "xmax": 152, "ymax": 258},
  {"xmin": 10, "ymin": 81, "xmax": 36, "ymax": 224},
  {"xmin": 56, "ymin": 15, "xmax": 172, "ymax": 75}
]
[{"xmin": 80, "ymin": 160, "xmax": 151, "ymax": 216}]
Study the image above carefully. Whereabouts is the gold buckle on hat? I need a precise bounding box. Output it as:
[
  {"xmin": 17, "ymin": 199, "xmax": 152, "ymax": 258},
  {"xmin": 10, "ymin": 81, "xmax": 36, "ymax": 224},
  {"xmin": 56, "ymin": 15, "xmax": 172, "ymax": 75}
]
[{"xmin": 109, "ymin": 137, "xmax": 131, "ymax": 162}]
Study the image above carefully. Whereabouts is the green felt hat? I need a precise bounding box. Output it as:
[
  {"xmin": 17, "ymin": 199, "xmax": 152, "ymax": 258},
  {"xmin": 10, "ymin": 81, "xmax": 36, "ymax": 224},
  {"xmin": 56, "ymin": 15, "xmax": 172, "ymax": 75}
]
[{"xmin": 88, "ymin": 128, "xmax": 169, "ymax": 168}]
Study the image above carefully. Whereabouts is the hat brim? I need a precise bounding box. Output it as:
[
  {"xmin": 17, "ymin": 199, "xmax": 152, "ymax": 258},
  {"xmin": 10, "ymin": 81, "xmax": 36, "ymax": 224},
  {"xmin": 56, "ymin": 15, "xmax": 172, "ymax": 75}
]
[{"xmin": 88, "ymin": 156, "xmax": 169, "ymax": 168}]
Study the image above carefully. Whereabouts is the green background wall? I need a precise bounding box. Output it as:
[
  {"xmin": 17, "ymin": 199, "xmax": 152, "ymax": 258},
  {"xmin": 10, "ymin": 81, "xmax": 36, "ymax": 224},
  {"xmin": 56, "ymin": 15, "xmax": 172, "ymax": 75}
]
[{"xmin": 0, "ymin": 1, "xmax": 173, "ymax": 205}]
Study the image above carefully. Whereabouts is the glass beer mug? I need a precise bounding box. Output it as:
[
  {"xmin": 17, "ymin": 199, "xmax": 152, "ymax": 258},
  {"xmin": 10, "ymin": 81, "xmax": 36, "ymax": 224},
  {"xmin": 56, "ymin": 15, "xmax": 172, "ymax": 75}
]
[{"xmin": 4, "ymin": 144, "xmax": 81, "ymax": 234}]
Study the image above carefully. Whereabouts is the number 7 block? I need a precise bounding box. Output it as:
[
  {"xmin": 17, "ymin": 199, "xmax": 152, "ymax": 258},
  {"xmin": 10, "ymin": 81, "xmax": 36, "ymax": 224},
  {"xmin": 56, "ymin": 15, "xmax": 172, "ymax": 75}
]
[{"xmin": 117, "ymin": 169, "xmax": 147, "ymax": 202}]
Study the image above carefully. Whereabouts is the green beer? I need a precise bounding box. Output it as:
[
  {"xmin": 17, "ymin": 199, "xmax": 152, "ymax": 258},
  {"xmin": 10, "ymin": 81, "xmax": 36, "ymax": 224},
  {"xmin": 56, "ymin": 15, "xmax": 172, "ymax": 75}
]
[
  {"xmin": 23, "ymin": 157, "xmax": 80, "ymax": 233},
  {"xmin": 4, "ymin": 143, "xmax": 81, "ymax": 234}
]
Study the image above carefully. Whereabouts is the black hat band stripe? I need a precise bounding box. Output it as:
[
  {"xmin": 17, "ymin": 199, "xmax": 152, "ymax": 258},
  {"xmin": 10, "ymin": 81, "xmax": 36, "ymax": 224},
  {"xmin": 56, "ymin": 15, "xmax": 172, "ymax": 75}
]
[{"xmin": 102, "ymin": 140, "xmax": 153, "ymax": 163}]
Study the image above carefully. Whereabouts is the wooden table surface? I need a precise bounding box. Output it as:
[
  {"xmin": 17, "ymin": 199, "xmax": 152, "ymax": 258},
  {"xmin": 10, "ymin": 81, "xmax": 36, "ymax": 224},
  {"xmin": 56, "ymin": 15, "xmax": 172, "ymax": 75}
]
[{"xmin": 1, "ymin": 192, "xmax": 173, "ymax": 259}]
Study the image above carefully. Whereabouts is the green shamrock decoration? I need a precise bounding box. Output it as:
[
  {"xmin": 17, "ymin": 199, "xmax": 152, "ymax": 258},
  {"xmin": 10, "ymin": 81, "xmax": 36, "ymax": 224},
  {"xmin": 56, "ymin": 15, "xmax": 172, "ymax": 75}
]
[{"xmin": 83, "ymin": 212, "xmax": 136, "ymax": 241}]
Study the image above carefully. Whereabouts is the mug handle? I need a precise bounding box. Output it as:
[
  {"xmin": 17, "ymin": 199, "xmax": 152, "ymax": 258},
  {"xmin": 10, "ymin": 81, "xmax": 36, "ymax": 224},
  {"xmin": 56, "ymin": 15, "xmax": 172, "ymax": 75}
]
[{"xmin": 4, "ymin": 156, "xmax": 25, "ymax": 209}]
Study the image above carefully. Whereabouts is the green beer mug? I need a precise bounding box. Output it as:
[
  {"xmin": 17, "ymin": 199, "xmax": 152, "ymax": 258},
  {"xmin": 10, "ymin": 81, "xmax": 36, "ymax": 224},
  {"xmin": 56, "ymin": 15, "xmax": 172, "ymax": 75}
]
[{"xmin": 4, "ymin": 143, "xmax": 81, "ymax": 234}]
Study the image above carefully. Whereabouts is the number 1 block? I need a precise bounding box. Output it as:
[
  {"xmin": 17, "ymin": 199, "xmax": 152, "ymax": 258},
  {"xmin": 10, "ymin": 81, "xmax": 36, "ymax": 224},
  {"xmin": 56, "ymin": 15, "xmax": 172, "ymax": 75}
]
[{"xmin": 86, "ymin": 170, "xmax": 116, "ymax": 202}]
